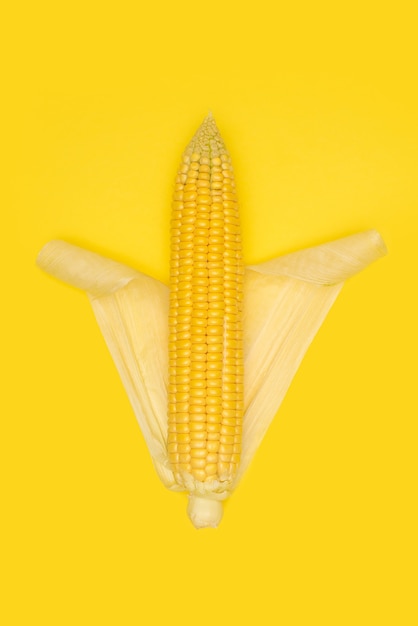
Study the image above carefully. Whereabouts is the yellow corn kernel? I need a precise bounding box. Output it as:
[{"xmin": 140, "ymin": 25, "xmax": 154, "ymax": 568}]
[{"xmin": 167, "ymin": 114, "xmax": 244, "ymax": 494}]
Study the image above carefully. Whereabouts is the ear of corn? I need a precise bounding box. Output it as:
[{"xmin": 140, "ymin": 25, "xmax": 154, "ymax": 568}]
[
  {"xmin": 36, "ymin": 115, "xmax": 387, "ymax": 529},
  {"xmin": 167, "ymin": 114, "xmax": 244, "ymax": 510}
]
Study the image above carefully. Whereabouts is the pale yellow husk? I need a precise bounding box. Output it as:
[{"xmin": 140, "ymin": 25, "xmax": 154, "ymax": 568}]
[{"xmin": 37, "ymin": 230, "xmax": 386, "ymax": 526}]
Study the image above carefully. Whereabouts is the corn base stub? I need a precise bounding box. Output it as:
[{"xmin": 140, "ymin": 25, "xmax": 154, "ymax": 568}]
[{"xmin": 187, "ymin": 494, "xmax": 223, "ymax": 529}]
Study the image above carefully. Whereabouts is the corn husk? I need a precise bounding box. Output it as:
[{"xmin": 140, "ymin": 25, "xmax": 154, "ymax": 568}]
[{"xmin": 37, "ymin": 230, "xmax": 386, "ymax": 521}]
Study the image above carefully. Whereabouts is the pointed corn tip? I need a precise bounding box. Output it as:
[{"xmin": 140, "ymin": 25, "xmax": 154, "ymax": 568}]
[{"xmin": 185, "ymin": 111, "xmax": 226, "ymax": 158}]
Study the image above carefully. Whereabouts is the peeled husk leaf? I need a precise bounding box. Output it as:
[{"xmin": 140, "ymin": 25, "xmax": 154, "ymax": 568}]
[
  {"xmin": 235, "ymin": 229, "xmax": 386, "ymax": 485},
  {"xmin": 37, "ymin": 239, "xmax": 176, "ymax": 489}
]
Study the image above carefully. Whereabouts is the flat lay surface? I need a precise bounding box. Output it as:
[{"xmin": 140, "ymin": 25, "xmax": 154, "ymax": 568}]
[{"xmin": 2, "ymin": 1, "xmax": 417, "ymax": 624}]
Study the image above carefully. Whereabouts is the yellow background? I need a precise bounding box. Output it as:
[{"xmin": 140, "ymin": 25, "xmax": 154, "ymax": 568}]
[{"xmin": 2, "ymin": 2, "xmax": 417, "ymax": 624}]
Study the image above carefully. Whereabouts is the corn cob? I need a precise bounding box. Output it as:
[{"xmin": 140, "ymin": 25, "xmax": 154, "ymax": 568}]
[{"xmin": 167, "ymin": 114, "xmax": 244, "ymax": 517}]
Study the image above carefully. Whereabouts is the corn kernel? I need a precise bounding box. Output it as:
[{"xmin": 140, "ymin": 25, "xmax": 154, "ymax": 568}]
[{"xmin": 168, "ymin": 115, "xmax": 243, "ymax": 486}]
